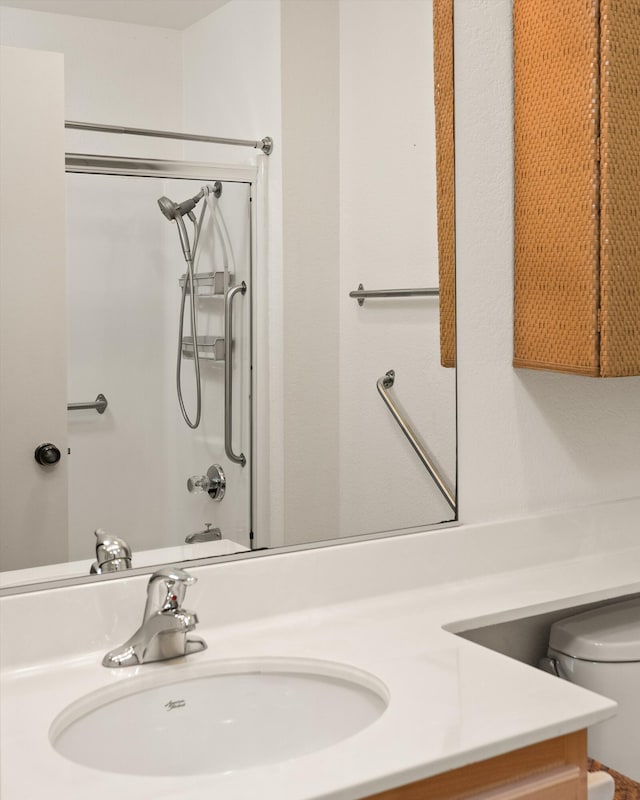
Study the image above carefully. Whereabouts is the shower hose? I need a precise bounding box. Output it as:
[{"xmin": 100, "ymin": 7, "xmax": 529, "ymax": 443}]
[{"xmin": 176, "ymin": 185, "xmax": 234, "ymax": 429}]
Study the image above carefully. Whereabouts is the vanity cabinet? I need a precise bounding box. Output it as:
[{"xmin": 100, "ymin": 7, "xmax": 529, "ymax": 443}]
[
  {"xmin": 513, "ymin": 0, "xmax": 640, "ymax": 377},
  {"xmin": 363, "ymin": 730, "xmax": 587, "ymax": 800}
]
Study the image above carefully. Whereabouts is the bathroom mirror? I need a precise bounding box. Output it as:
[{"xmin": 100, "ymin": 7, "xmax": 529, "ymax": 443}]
[{"xmin": 0, "ymin": 0, "xmax": 456, "ymax": 591}]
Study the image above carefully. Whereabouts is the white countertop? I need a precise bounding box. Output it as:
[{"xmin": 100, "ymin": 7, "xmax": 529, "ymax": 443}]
[{"xmin": 2, "ymin": 497, "xmax": 639, "ymax": 799}]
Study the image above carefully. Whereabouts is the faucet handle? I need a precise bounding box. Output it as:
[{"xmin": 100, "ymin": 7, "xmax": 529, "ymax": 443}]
[
  {"xmin": 148, "ymin": 565, "xmax": 196, "ymax": 585},
  {"xmin": 144, "ymin": 566, "xmax": 197, "ymax": 619},
  {"xmin": 104, "ymin": 565, "xmax": 205, "ymax": 668}
]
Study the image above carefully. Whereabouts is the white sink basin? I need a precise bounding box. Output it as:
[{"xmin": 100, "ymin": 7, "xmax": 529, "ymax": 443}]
[{"xmin": 50, "ymin": 658, "xmax": 388, "ymax": 776}]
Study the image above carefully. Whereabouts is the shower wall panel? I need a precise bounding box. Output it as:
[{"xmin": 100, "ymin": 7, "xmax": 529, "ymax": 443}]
[
  {"xmin": 66, "ymin": 174, "xmax": 252, "ymax": 560},
  {"xmin": 66, "ymin": 174, "xmax": 171, "ymax": 558}
]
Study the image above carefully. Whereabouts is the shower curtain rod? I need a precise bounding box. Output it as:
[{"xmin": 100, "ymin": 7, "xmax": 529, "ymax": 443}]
[{"xmin": 65, "ymin": 120, "xmax": 273, "ymax": 155}]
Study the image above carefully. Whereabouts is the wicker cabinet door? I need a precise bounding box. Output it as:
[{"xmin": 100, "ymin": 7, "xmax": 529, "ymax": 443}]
[
  {"xmin": 599, "ymin": 0, "xmax": 640, "ymax": 377},
  {"xmin": 513, "ymin": 0, "xmax": 601, "ymax": 376},
  {"xmin": 513, "ymin": 0, "xmax": 640, "ymax": 377}
]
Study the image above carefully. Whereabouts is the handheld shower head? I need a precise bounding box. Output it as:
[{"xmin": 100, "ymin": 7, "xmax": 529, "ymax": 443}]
[
  {"xmin": 158, "ymin": 195, "xmax": 196, "ymax": 262},
  {"xmin": 157, "ymin": 190, "xmax": 204, "ymax": 221},
  {"xmin": 157, "ymin": 184, "xmax": 223, "ymax": 262},
  {"xmin": 157, "ymin": 192, "xmax": 206, "ymax": 262},
  {"xmin": 158, "ymin": 195, "xmax": 179, "ymax": 221}
]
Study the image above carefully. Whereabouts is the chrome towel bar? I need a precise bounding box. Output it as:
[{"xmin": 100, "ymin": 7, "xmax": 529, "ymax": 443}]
[
  {"xmin": 67, "ymin": 393, "xmax": 108, "ymax": 414},
  {"xmin": 376, "ymin": 371, "xmax": 456, "ymax": 513},
  {"xmin": 350, "ymin": 284, "xmax": 439, "ymax": 306}
]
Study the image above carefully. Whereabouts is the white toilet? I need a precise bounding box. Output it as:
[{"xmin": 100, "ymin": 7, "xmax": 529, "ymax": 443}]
[{"xmin": 546, "ymin": 595, "xmax": 640, "ymax": 783}]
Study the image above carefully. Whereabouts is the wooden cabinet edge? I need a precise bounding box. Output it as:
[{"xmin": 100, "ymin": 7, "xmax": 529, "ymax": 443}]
[
  {"xmin": 362, "ymin": 730, "xmax": 587, "ymax": 800},
  {"xmin": 512, "ymin": 359, "xmax": 600, "ymax": 377}
]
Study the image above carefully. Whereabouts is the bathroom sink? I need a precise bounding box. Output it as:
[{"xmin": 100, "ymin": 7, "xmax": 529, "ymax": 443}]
[{"xmin": 50, "ymin": 658, "xmax": 388, "ymax": 776}]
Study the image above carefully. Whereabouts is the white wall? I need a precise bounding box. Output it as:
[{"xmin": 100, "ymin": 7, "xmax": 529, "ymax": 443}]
[
  {"xmin": 278, "ymin": 0, "xmax": 458, "ymax": 542},
  {"xmin": 0, "ymin": 6, "xmax": 183, "ymax": 158},
  {"xmin": 281, "ymin": 0, "xmax": 341, "ymax": 543},
  {"xmin": 338, "ymin": 0, "xmax": 456, "ymax": 536},
  {"xmin": 454, "ymin": 0, "xmax": 640, "ymax": 524}
]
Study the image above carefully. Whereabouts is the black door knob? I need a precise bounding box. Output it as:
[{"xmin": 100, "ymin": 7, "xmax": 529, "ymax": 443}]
[{"xmin": 34, "ymin": 443, "xmax": 62, "ymax": 466}]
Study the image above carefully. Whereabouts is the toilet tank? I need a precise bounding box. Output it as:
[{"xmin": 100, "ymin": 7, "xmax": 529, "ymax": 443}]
[{"xmin": 548, "ymin": 596, "xmax": 640, "ymax": 782}]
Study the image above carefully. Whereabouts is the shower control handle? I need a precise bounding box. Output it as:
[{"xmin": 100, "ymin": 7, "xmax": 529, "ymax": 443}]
[
  {"xmin": 34, "ymin": 443, "xmax": 62, "ymax": 466},
  {"xmin": 187, "ymin": 464, "xmax": 226, "ymax": 501}
]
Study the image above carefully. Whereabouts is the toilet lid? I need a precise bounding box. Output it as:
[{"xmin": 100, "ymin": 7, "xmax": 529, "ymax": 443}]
[{"xmin": 549, "ymin": 597, "xmax": 640, "ymax": 662}]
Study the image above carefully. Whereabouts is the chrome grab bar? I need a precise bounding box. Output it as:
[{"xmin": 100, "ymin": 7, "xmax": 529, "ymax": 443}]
[
  {"xmin": 67, "ymin": 393, "xmax": 108, "ymax": 414},
  {"xmin": 224, "ymin": 282, "xmax": 247, "ymax": 467},
  {"xmin": 350, "ymin": 284, "xmax": 440, "ymax": 306},
  {"xmin": 377, "ymin": 370, "xmax": 456, "ymax": 513}
]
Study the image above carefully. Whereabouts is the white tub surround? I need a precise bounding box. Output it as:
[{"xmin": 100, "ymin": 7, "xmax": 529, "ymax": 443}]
[
  {"xmin": 2, "ymin": 496, "xmax": 639, "ymax": 799},
  {"xmin": 0, "ymin": 538, "xmax": 249, "ymax": 590}
]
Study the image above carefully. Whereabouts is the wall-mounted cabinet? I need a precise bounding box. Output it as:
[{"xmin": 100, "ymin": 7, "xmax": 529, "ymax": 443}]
[
  {"xmin": 433, "ymin": 0, "xmax": 456, "ymax": 369},
  {"xmin": 513, "ymin": 0, "xmax": 640, "ymax": 377}
]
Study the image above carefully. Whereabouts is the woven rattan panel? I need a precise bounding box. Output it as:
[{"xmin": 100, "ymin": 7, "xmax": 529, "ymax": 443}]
[
  {"xmin": 514, "ymin": 0, "xmax": 601, "ymax": 376},
  {"xmin": 433, "ymin": 0, "xmax": 456, "ymax": 369},
  {"xmin": 600, "ymin": 0, "xmax": 640, "ymax": 376}
]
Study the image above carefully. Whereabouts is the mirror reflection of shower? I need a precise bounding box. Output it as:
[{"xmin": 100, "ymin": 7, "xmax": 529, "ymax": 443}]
[{"xmin": 157, "ymin": 181, "xmax": 229, "ymax": 429}]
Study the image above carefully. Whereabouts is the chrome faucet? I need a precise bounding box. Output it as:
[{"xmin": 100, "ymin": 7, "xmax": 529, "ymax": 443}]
[
  {"xmin": 102, "ymin": 566, "xmax": 207, "ymax": 668},
  {"xmin": 90, "ymin": 529, "xmax": 132, "ymax": 574}
]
